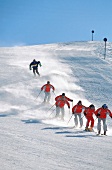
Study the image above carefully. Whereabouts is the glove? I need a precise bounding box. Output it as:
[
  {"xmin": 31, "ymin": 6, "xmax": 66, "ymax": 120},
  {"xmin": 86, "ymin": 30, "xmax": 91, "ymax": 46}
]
[
  {"xmin": 97, "ymin": 113, "xmax": 100, "ymax": 117},
  {"xmin": 72, "ymin": 112, "xmax": 74, "ymax": 115},
  {"xmin": 30, "ymin": 67, "xmax": 32, "ymax": 70},
  {"xmin": 70, "ymin": 99, "xmax": 73, "ymax": 102},
  {"xmin": 84, "ymin": 112, "xmax": 87, "ymax": 116},
  {"xmin": 68, "ymin": 106, "xmax": 70, "ymax": 109}
]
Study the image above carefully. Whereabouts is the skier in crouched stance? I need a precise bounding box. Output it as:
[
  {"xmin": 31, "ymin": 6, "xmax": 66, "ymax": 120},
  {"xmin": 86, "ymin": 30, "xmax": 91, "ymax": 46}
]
[
  {"xmin": 72, "ymin": 100, "xmax": 86, "ymax": 128},
  {"xmin": 55, "ymin": 93, "xmax": 73, "ymax": 103},
  {"xmin": 55, "ymin": 93, "xmax": 70, "ymax": 120},
  {"xmin": 29, "ymin": 59, "xmax": 42, "ymax": 76},
  {"xmin": 41, "ymin": 81, "xmax": 55, "ymax": 103},
  {"xmin": 95, "ymin": 104, "xmax": 112, "ymax": 135},
  {"xmin": 84, "ymin": 104, "xmax": 96, "ymax": 132}
]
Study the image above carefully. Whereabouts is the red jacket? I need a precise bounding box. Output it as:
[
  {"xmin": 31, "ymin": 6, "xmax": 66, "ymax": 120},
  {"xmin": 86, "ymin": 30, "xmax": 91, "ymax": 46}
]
[
  {"xmin": 41, "ymin": 84, "xmax": 55, "ymax": 92},
  {"xmin": 55, "ymin": 99, "xmax": 70, "ymax": 108},
  {"xmin": 95, "ymin": 107, "xmax": 112, "ymax": 119},
  {"xmin": 72, "ymin": 104, "xmax": 85, "ymax": 114},
  {"xmin": 55, "ymin": 95, "xmax": 72, "ymax": 102},
  {"xmin": 84, "ymin": 107, "xmax": 95, "ymax": 118}
]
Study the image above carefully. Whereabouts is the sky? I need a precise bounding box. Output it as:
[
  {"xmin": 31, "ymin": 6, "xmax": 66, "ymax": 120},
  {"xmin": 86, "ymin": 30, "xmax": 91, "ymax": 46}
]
[
  {"xmin": 0, "ymin": 0, "xmax": 112, "ymax": 47},
  {"xmin": 0, "ymin": 41, "xmax": 112, "ymax": 169}
]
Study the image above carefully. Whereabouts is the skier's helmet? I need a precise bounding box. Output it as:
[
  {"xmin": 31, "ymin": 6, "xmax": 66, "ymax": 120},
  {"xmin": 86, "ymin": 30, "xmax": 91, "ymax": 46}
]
[
  {"xmin": 102, "ymin": 104, "xmax": 108, "ymax": 109},
  {"xmin": 47, "ymin": 81, "xmax": 50, "ymax": 84},
  {"xmin": 62, "ymin": 93, "xmax": 65, "ymax": 96},
  {"xmin": 33, "ymin": 59, "xmax": 36, "ymax": 62},
  {"xmin": 89, "ymin": 104, "xmax": 95, "ymax": 109},
  {"xmin": 78, "ymin": 100, "xmax": 82, "ymax": 105}
]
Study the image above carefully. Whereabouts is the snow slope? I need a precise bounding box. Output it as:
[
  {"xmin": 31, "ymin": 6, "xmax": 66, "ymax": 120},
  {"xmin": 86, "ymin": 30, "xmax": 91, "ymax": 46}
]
[{"xmin": 0, "ymin": 41, "xmax": 112, "ymax": 170}]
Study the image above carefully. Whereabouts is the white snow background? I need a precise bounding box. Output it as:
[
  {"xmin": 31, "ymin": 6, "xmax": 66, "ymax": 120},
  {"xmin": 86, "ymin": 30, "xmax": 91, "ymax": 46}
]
[{"xmin": 0, "ymin": 41, "xmax": 112, "ymax": 170}]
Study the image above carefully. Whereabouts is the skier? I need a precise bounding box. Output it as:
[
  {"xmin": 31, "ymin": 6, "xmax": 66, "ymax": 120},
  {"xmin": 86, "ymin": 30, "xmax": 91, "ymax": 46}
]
[
  {"xmin": 84, "ymin": 104, "xmax": 96, "ymax": 131},
  {"xmin": 72, "ymin": 100, "xmax": 86, "ymax": 128},
  {"xmin": 55, "ymin": 93, "xmax": 73, "ymax": 103},
  {"xmin": 95, "ymin": 104, "xmax": 112, "ymax": 135},
  {"xmin": 41, "ymin": 81, "xmax": 55, "ymax": 103},
  {"xmin": 29, "ymin": 59, "xmax": 42, "ymax": 76},
  {"xmin": 55, "ymin": 94, "xmax": 70, "ymax": 120}
]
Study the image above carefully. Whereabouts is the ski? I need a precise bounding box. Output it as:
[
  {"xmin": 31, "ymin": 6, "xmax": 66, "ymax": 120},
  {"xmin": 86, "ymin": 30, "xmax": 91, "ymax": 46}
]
[
  {"xmin": 84, "ymin": 129, "xmax": 94, "ymax": 132},
  {"xmin": 96, "ymin": 134, "xmax": 107, "ymax": 136},
  {"xmin": 101, "ymin": 134, "xmax": 107, "ymax": 136},
  {"xmin": 67, "ymin": 126, "xmax": 76, "ymax": 129}
]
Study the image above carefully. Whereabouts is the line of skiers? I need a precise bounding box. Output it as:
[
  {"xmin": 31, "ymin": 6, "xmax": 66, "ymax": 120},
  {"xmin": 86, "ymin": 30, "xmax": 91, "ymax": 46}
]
[
  {"xmin": 39, "ymin": 80, "xmax": 112, "ymax": 136},
  {"xmin": 29, "ymin": 60, "xmax": 112, "ymax": 136},
  {"xmin": 72, "ymin": 102, "xmax": 112, "ymax": 135}
]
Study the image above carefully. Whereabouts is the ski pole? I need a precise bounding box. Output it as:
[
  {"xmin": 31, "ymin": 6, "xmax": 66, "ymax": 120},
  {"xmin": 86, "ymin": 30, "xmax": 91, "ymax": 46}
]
[
  {"xmin": 72, "ymin": 101, "xmax": 73, "ymax": 108},
  {"xmin": 47, "ymin": 103, "xmax": 55, "ymax": 113},
  {"xmin": 67, "ymin": 114, "xmax": 73, "ymax": 124},
  {"xmin": 80, "ymin": 115, "xmax": 84, "ymax": 121},
  {"xmin": 68, "ymin": 108, "xmax": 71, "ymax": 114},
  {"xmin": 94, "ymin": 117, "xmax": 98, "ymax": 122},
  {"xmin": 52, "ymin": 91, "xmax": 56, "ymax": 96},
  {"xmin": 35, "ymin": 90, "xmax": 42, "ymax": 101},
  {"xmin": 49, "ymin": 108, "xmax": 55, "ymax": 117}
]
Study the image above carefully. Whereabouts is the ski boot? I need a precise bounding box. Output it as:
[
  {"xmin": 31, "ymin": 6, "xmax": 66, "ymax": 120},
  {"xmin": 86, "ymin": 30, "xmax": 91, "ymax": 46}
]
[
  {"xmin": 85, "ymin": 127, "xmax": 89, "ymax": 131},
  {"xmin": 88, "ymin": 127, "xmax": 93, "ymax": 132},
  {"xmin": 104, "ymin": 131, "xmax": 107, "ymax": 135},
  {"xmin": 97, "ymin": 130, "xmax": 101, "ymax": 135}
]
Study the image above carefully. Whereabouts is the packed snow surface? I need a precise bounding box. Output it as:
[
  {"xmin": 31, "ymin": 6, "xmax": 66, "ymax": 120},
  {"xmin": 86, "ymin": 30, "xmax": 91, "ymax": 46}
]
[{"xmin": 0, "ymin": 41, "xmax": 112, "ymax": 170}]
